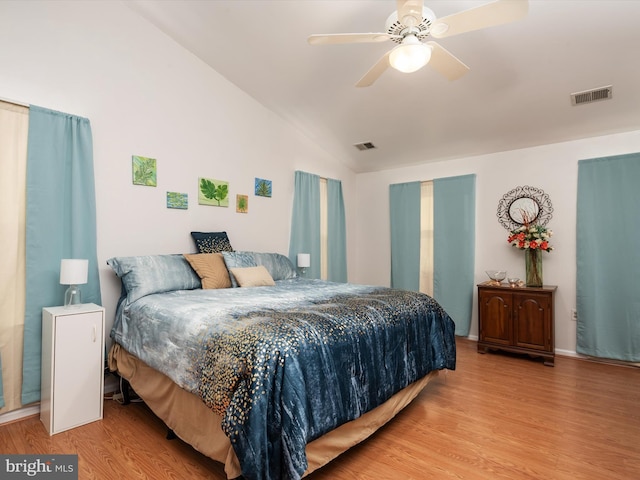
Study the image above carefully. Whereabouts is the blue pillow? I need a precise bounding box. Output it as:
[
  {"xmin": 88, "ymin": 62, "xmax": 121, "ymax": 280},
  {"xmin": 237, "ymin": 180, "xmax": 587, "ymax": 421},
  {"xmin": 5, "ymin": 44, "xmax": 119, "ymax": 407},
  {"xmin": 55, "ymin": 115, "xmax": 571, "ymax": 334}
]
[
  {"xmin": 107, "ymin": 254, "xmax": 201, "ymax": 304},
  {"xmin": 191, "ymin": 231, "xmax": 233, "ymax": 254},
  {"xmin": 221, "ymin": 251, "xmax": 257, "ymax": 287},
  {"xmin": 252, "ymin": 252, "xmax": 297, "ymax": 281}
]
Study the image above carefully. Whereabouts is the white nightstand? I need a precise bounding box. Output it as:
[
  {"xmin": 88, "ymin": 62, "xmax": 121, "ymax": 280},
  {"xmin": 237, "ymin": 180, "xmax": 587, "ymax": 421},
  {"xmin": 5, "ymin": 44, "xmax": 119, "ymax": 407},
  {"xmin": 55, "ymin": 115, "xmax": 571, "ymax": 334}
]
[{"xmin": 40, "ymin": 303, "xmax": 105, "ymax": 435}]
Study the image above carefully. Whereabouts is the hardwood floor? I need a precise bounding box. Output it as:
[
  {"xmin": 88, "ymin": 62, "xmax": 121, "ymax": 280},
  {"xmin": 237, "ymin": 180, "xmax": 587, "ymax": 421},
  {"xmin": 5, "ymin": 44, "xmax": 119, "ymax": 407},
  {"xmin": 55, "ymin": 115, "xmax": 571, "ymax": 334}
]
[{"xmin": 1, "ymin": 339, "xmax": 638, "ymax": 479}]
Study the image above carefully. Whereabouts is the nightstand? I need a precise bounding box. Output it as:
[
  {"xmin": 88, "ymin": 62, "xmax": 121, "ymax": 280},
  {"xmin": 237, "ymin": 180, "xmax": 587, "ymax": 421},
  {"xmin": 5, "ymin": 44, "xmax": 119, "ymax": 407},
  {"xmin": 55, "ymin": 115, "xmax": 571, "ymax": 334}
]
[
  {"xmin": 40, "ymin": 303, "xmax": 105, "ymax": 435},
  {"xmin": 477, "ymin": 284, "xmax": 556, "ymax": 366}
]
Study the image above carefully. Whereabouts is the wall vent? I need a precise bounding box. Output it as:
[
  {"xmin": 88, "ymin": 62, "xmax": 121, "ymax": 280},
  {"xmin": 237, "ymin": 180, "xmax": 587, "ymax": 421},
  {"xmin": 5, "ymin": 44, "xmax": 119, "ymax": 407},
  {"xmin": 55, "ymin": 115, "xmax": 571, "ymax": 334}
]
[
  {"xmin": 354, "ymin": 142, "xmax": 376, "ymax": 151},
  {"xmin": 571, "ymin": 85, "xmax": 612, "ymax": 106}
]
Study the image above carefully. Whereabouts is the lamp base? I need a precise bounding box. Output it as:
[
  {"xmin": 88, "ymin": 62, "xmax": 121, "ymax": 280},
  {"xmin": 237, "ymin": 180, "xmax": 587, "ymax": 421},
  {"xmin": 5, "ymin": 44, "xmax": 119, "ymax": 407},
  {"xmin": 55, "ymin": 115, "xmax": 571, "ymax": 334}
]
[{"xmin": 64, "ymin": 285, "xmax": 82, "ymax": 307}]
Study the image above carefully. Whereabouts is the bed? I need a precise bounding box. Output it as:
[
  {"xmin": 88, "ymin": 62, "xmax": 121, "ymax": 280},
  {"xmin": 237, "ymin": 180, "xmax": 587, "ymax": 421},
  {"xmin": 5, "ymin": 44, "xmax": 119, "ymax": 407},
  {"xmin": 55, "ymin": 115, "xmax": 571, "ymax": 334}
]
[{"xmin": 106, "ymin": 251, "xmax": 456, "ymax": 480}]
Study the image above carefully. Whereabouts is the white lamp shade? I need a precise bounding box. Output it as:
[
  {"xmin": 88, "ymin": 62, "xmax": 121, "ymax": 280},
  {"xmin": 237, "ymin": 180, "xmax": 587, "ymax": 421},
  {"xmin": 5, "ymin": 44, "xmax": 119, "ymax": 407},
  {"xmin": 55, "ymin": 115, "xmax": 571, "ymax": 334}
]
[
  {"xmin": 297, "ymin": 253, "xmax": 311, "ymax": 268},
  {"xmin": 60, "ymin": 259, "xmax": 89, "ymax": 285}
]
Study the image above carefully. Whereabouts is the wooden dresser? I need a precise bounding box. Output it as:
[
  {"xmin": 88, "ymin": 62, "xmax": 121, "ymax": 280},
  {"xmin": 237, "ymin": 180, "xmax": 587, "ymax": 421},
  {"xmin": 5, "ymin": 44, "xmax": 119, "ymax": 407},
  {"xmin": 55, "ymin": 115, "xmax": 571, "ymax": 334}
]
[{"xmin": 477, "ymin": 283, "xmax": 557, "ymax": 366}]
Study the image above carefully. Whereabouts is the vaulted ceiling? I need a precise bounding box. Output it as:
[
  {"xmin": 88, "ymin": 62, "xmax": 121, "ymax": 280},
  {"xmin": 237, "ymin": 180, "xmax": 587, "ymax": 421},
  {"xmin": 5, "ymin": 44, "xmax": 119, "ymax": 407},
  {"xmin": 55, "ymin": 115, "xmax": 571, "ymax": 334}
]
[{"xmin": 127, "ymin": 1, "xmax": 640, "ymax": 173}]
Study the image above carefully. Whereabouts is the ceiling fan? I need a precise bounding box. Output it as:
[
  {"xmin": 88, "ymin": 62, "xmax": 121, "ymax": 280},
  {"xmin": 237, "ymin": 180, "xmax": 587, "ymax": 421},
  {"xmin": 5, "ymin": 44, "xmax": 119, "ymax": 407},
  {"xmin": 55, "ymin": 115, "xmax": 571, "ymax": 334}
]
[{"xmin": 308, "ymin": 0, "xmax": 529, "ymax": 87}]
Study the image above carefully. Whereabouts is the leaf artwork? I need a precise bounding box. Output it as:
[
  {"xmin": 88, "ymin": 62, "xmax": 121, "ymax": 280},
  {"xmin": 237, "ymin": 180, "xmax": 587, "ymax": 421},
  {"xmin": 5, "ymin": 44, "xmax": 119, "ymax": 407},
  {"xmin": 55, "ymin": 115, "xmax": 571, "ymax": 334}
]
[
  {"xmin": 198, "ymin": 177, "xmax": 229, "ymax": 207},
  {"xmin": 255, "ymin": 178, "xmax": 272, "ymax": 197},
  {"xmin": 236, "ymin": 194, "xmax": 248, "ymax": 213},
  {"xmin": 132, "ymin": 156, "xmax": 157, "ymax": 186},
  {"xmin": 166, "ymin": 192, "xmax": 188, "ymax": 209}
]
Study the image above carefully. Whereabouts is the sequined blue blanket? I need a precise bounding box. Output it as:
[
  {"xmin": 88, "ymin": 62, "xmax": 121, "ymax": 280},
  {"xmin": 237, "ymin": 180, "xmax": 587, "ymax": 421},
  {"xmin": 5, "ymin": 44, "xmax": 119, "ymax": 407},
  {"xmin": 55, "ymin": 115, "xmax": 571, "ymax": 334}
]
[{"xmin": 111, "ymin": 279, "xmax": 456, "ymax": 480}]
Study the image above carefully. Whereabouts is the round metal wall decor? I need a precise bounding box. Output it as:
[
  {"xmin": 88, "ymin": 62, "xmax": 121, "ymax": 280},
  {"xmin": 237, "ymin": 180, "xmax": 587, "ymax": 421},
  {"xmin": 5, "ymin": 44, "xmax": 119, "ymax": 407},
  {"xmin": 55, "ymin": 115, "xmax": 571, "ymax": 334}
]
[{"xmin": 497, "ymin": 185, "xmax": 553, "ymax": 230}]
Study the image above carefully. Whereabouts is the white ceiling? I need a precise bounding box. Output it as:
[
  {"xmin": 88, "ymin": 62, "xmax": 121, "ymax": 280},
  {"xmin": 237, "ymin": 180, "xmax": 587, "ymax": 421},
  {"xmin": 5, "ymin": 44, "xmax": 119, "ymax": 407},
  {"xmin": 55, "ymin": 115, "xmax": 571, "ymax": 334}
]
[{"xmin": 126, "ymin": 0, "xmax": 640, "ymax": 173}]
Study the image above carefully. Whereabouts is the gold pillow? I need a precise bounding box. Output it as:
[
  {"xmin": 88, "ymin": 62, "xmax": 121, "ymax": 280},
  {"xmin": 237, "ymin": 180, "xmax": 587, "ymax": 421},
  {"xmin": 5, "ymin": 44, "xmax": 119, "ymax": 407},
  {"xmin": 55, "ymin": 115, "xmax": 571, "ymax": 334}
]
[
  {"xmin": 229, "ymin": 265, "xmax": 275, "ymax": 287},
  {"xmin": 183, "ymin": 253, "xmax": 232, "ymax": 289}
]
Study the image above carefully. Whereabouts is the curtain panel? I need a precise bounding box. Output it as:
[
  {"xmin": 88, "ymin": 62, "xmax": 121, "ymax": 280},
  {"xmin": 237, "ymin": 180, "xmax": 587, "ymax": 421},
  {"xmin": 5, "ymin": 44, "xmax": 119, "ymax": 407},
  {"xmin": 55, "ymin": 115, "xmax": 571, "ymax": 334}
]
[
  {"xmin": 0, "ymin": 101, "xmax": 29, "ymax": 412},
  {"xmin": 389, "ymin": 182, "xmax": 421, "ymax": 291},
  {"xmin": 389, "ymin": 175, "xmax": 476, "ymax": 336},
  {"xmin": 577, "ymin": 153, "xmax": 640, "ymax": 361},
  {"xmin": 289, "ymin": 171, "xmax": 348, "ymax": 282},
  {"xmin": 327, "ymin": 178, "xmax": 347, "ymax": 283},
  {"xmin": 22, "ymin": 106, "xmax": 102, "ymax": 405},
  {"xmin": 419, "ymin": 181, "xmax": 434, "ymax": 296},
  {"xmin": 433, "ymin": 174, "xmax": 476, "ymax": 336},
  {"xmin": 289, "ymin": 171, "xmax": 321, "ymax": 279}
]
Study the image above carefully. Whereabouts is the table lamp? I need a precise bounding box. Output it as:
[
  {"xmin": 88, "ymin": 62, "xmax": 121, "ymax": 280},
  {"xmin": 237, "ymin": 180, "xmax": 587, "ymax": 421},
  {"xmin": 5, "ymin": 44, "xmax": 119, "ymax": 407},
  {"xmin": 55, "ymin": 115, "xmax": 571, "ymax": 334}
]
[
  {"xmin": 297, "ymin": 253, "xmax": 310, "ymax": 275},
  {"xmin": 60, "ymin": 259, "xmax": 88, "ymax": 307}
]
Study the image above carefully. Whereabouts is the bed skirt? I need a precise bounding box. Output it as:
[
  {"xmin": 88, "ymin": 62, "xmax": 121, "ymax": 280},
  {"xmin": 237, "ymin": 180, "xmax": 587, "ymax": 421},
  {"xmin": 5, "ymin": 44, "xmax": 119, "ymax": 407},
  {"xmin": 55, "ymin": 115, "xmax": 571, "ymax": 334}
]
[{"xmin": 108, "ymin": 343, "xmax": 438, "ymax": 478}]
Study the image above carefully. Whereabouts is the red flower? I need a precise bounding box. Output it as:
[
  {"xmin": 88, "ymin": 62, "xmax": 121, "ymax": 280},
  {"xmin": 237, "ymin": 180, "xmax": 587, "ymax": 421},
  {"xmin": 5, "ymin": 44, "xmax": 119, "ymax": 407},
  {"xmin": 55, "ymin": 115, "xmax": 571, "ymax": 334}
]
[
  {"xmin": 540, "ymin": 241, "xmax": 549, "ymax": 250},
  {"xmin": 517, "ymin": 232, "xmax": 525, "ymax": 241},
  {"xmin": 529, "ymin": 240, "xmax": 538, "ymax": 249},
  {"xmin": 518, "ymin": 241, "xmax": 525, "ymax": 248}
]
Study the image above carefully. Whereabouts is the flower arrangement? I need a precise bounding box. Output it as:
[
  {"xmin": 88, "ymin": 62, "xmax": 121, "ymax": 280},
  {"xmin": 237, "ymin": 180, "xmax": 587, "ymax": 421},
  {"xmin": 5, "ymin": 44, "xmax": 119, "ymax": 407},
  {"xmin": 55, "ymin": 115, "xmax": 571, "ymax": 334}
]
[{"xmin": 507, "ymin": 223, "xmax": 553, "ymax": 251}]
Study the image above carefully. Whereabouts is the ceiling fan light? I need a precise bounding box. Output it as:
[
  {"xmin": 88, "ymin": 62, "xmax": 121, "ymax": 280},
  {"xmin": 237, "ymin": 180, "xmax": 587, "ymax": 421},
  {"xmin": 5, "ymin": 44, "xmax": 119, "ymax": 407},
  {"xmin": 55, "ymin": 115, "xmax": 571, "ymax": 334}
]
[{"xmin": 389, "ymin": 43, "xmax": 432, "ymax": 73}]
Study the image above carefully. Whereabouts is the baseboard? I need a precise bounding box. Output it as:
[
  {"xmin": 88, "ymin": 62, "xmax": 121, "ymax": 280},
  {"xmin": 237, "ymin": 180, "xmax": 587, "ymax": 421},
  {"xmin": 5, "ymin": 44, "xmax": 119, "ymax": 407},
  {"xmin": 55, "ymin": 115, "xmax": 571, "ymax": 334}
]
[
  {"xmin": 0, "ymin": 404, "xmax": 40, "ymax": 426},
  {"xmin": 555, "ymin": 348, "xmax": 579, "ymax": 358},
  {"xmin": 0, "ymin": 376, "xmax": 121, "ymax": 426}
]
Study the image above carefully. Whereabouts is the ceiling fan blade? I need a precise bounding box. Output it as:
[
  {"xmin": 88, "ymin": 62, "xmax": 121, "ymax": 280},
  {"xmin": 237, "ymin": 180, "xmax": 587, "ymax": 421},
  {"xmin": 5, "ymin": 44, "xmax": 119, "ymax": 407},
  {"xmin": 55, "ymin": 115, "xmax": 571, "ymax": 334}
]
[
  {"xmin": 396, "ymin": 0, "xmax": 424, "ymax": 27},
  {"xmin": 430, "ymin": 0, "xmax": 528, "ymax": 39},
  {"xmin": 308, "ymin": 33, "xmax": 391, "ymax": 45},
  {"xmin": 425, "ymin": 42, "xmax": 470, "ymax": 81},
  {"xmin": 355, "ymin": 51, "xmax": 392, "ymax": 88}
]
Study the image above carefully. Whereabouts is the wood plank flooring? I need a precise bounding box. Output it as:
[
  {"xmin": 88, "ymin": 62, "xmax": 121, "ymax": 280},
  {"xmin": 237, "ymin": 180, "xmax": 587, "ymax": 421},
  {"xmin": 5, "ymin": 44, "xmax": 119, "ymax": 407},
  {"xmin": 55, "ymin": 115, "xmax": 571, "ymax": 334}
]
[{"xmin": 1, "ymin": 339, "xmax": 638, "ymax": 479}]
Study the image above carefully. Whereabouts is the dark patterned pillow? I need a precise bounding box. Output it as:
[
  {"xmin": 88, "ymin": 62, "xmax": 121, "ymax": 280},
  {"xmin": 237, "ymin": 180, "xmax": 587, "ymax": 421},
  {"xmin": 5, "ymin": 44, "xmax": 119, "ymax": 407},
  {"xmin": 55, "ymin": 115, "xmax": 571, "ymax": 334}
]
[{"xmin": 191, "ymin": 231, "xmax": 233, "ymax": 254}]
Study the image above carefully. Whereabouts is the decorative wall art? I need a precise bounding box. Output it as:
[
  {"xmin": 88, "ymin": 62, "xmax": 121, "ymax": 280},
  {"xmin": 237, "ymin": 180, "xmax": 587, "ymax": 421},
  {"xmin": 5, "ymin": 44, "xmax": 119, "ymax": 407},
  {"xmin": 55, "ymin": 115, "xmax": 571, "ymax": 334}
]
[
  {"xmin": 166, "ymin": 191, "xmax": 188, "ymax": 210},
  {"xmin": 198, "ymin": 177, "xmax": 229, "ymax": 207},
  {"xmin": 496, "ymin": 185, "xmax": 553, "ymax": 230},
  {"xmin": 236, "ymin": 194, "xmax": 248, "ymax": 213},
  {"xmin": 132, "ymin": 155, "xmax": 157, "ymax": 186},
  {"xmin": 255, "ymin": 177, "xmax": 272, "ymax": 197}
]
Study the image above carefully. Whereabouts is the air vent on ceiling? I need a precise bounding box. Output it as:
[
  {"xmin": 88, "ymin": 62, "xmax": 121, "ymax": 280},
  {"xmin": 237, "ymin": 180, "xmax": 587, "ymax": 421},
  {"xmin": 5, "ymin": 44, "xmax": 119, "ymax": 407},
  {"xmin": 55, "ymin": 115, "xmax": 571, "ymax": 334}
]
[
  {"xmin": 354, "ymin": 142, "xmax": 376, "ymax": 151},
  {"xmin": 571, "ymin": 85, "xmax": 612, "ymax": 106}
]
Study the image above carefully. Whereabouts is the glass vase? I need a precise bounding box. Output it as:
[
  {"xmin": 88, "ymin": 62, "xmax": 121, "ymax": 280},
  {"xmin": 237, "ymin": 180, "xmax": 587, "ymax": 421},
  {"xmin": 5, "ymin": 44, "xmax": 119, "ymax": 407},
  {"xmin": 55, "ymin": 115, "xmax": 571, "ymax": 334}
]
[{"xmin": 525, "ymin": 248, "xmax": 543, "ymax": 287}]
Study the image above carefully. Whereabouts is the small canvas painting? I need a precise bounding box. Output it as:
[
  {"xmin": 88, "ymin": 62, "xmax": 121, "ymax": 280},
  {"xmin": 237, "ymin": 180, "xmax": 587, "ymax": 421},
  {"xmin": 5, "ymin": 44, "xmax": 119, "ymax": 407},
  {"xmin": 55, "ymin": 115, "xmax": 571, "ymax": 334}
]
[
  {"xmin": 132, "ymin": 155, "xmax": 157, "ymax": 186},
  {"xmin": 236, "ymin": 194, "xmax": 248, "ymax": 213},
  {"xmin": 166, "ymin": 192, "xmax": 188, "ymax": 209},
  {"xmin": 198, "ymin": 177, "xmax": 229, "ymax": 207},
  {"xmin": 255, "ymin": 177, "xmax": 272, "ymax": 197}
]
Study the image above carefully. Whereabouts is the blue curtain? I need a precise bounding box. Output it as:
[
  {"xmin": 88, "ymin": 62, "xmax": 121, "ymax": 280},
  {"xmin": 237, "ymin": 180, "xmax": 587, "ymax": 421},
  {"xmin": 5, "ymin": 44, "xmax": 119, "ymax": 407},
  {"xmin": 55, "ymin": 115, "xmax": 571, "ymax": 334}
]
[
  {"xmin": 22, "ymin": 106, "xmax": 101, "ymax": 405},
  {"xmin": 389, "ymin": 182, "xmax": 421, "ymax": 291},
  {"xmin": 289, "ymin": 171, "xmax": 321, "ymax": 279},
  {"xmin": 577, "ymin": 153, "xmax": 640, "ymax": 361},
  {"xmin": 433, "ymin": 174, "xmax": 476, "ymax": 336},
  {"xmin": 327, "ymin": 178, "xmax": 347, "ymax": 282}
]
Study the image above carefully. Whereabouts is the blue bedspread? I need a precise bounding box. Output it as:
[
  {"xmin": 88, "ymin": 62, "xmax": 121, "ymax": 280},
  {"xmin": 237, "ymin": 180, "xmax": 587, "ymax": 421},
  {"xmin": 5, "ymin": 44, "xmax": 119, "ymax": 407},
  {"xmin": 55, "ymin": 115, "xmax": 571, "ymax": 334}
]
[{"xmin": 111, "ymin": 279, "xmax": 456, "ymax": 480}]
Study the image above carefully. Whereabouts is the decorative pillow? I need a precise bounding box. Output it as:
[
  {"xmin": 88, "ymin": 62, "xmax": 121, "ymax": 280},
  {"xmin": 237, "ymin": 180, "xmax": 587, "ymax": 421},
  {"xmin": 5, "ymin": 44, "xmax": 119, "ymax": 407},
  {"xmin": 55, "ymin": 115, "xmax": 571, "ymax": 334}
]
[
  {"xmin": 106, "ymin": 254, "xmax": 201, "ymax": 304},
  {"xmin": 229, "ymin": 265, "xmax": 275, "ymax": 287},
  {"xmin": 190, "ymin": 231, "xmax": 234, "ymax": 254},
  {"xmin": 183, "ymin": 253, "xmax": 231, "ymax": 289},
  {"xmin": 221, "ymin": 251, "xmax": 258, "ymax": 287},
  {"xmin": 252, "ymin": 252, "xmax": 297, "ymax": 281}
]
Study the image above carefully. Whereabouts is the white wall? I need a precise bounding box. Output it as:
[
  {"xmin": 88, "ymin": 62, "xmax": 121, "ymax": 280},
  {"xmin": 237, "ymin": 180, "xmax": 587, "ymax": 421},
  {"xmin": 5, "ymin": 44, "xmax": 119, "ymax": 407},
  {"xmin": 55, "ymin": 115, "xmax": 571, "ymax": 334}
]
[
  {"xmin": 354, "ymin": 129, "xmax": 640, "ymax": 355},
  {"xmin": 0, "ymin": 0, "xmax": 356, "ymax": 342},
  {"xmin": 3, "ymin": 1, "xmax": 640, "ymax": 358}
]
